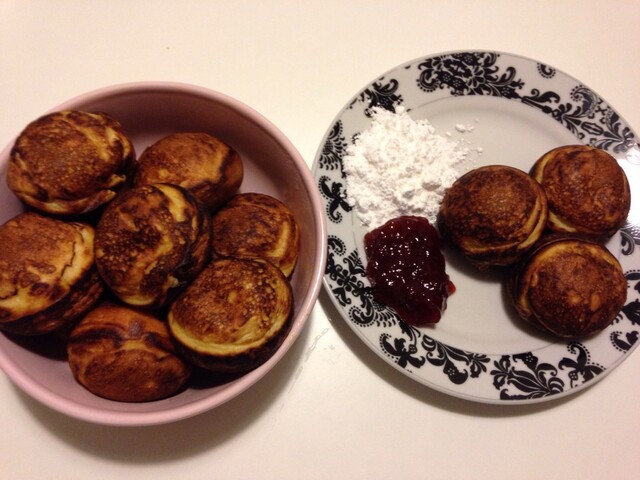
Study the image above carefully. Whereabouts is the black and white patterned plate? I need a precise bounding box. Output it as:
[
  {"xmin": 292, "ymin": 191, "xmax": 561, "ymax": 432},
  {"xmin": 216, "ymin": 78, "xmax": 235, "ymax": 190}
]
[{"xmin": 312, "ymin": 51, "xmax": 640, "ymax": 404}]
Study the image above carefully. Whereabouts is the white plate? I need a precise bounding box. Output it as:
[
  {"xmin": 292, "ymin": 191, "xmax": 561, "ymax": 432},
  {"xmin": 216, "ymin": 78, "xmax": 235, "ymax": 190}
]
[{"xmin": 312, "ymin": 51, "xmax": 640, "ymax": 404}]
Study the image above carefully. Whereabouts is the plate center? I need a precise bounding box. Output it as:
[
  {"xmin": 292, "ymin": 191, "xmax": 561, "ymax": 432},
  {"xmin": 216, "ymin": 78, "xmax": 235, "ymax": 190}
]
[{"xmin": 383, "ymin": 96, "xmax": 580, "ymax": 354}]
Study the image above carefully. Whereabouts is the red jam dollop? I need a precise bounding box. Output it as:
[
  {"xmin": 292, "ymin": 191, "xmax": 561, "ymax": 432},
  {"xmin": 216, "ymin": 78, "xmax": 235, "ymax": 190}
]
[{"xmin": 364, "ymin": 215, "xmax": 454, "ymax": 326}]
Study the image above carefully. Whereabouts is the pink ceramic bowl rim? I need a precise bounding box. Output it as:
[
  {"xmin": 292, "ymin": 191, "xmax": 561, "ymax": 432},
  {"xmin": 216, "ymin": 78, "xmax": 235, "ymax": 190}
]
[{"xmin": 0, "ymin": 81, "xmax": 328, "ymax": 426}]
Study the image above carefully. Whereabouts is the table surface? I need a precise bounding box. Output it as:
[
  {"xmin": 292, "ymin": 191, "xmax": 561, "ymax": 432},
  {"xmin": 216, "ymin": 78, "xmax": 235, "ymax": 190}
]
[{"xmin": 1, "ymin": 2, "xmax": 639, "ymax": 479}]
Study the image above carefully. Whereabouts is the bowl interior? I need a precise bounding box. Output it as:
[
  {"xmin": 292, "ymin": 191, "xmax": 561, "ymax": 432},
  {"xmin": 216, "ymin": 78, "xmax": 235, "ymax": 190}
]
[{"xmin": 0, "ymin": 83, "xmax": 326, "ymax": 425}]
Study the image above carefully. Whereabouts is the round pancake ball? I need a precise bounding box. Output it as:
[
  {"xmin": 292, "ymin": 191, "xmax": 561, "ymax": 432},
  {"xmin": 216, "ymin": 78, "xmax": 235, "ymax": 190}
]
[
  {"xmin": 133, "ymin": 132, "xmax": 243, "ymax": 212},
  {"xmin": 168, "ymin": 258, "xmax": 293, "ymax": 374},
  {"xmin": 0, "ymin": 212, "xmax": 104, "ymax": 335},
  {"xmin": 8, "ymin": 110, "xmax": 134, "ymax": 216},
  {"xmin": 67, "ymin": 303, "xmax": 191, "ymax": 402},
  {"xmin": 438, "ymin": 165, "xmax": 548, "ymax": 269},
  {"xmin": 212, "ymin": 193, "xmax": 300, "ymax": 277},
  {"xmin": 531, "ymin": 145, "xmax": 630, "ymax": 238},
  {"xmin": 95, "ymin": 184, "xmax": 211, "ymax": 308},
  {"xmin": 510, "ymin": 234, "xmax": 627, "ymax": 338}
]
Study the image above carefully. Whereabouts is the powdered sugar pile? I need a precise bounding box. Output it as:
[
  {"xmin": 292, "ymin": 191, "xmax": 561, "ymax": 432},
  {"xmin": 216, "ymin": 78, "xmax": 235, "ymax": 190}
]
[{"xmin": 343, "ymin": 107, "xmax": 471, "ymax": 229}]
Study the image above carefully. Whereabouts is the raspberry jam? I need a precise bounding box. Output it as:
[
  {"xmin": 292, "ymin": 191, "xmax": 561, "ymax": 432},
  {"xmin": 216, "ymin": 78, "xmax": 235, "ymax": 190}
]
[{"xmin": 364, "ymin": 216, "xmax": 454, "ymax": 326}]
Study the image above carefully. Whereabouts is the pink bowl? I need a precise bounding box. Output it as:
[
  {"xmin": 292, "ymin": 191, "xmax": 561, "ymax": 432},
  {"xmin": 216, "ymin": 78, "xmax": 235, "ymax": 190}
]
[{"xmin": 0, "ymin": 82, "xmax": 327, "ymax": 426}]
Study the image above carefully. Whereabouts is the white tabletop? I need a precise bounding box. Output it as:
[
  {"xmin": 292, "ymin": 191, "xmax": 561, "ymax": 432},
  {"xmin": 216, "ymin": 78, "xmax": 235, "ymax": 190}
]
[{"xmin": 1, "ymin": 2, "xmax": 639, "ymax": 479}]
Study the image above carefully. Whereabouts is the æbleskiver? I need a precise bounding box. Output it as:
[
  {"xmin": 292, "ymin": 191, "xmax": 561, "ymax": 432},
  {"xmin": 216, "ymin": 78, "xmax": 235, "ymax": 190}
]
[{"xmin": 343, "ymin": 106, "xmax": 470, "ymax": 229}]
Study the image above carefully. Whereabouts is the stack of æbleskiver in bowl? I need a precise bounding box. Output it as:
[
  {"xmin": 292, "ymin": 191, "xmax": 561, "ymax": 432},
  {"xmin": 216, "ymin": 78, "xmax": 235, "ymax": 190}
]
[
  {"xmin": 438, "ymin": 144, "xmax": 630, "ymax": 339},
  {"xmin": 0, "ymin": 110, "xmax": 300, "ymax": 403}
]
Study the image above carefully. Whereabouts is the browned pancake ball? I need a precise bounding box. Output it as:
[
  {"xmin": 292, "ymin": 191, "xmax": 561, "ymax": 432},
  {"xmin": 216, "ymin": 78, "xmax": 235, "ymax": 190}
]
[
  {"xmin": 510, "ymin": 235, "xmax": 627, "ymax": 338},
  {"xmin": 8, "ymin": 110, "xmax": 134, "ymax": 216},
  {"xmin": 95, "ymin": 184, "xmax": 211, "ymax": 308},
  {"xmin": 438, "ymin": 165, "xmax": 548, "ymax": 269},
  {"xmin": 133, "ymin": 132, "xmax": 243, "ymax": 212},
  {"xmin": 531, "ymin": 145, "xmax": 630, "ymax": 238},
  {"xmin": 212, "ymin": 193, "xmax": 300, "ymax": 277},
  {"xmin": 168, "ymin": 257, "xmax": 293, "ymax": 374},
  {"xmin": 67, "ymin": 303, "xmax": 191, "ymax": 402},
  {"xmin": 0, "ymin": 212, "xmax": 104, "ymax": 335}
]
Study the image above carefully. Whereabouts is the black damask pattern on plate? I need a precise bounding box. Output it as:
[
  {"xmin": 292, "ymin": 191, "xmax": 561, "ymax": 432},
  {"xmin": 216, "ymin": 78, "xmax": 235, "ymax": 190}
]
[
  {"xmin": 537, "ymin": 63, "xmax": 556, "ymax": 79},
  {"xmin": 377, "ymin": 321, "xmax": 490, "ymax": 385},
  {"xmin": 380, "ymin": 322, "xmax": 424, "ymax": 369},
  {"xmin": 491, "ymin": 352, "xmax": 565, "ymax": 401},
  {"xmin": 421, "ymin": 335, "xmax": 490, "ymax": 385},
  {"xmin": 621, "ymin": 222, "xmax": 640, "ymax": 256},
  {"xmin": 318, "ymin": 120, "xmax": 348, "ymax": 174},
  {"xmin": 611, "ymin": 330, "xmax": 639, "ymax": 353},
  {"xmin": 491, "ymin": 341, "xmax": 613, "ymax": 400},
  {"xmin": 350, "ymin": 296, "xmax": 398, "ymax": 329},
  {"xmin": 318, "ymin": 175, "xmax": 351, "ymax": 224},
  {"xmin": 619, "ymin": 300, "xmax": 640, "ymax": 329},
  {"xmin": 618, "ymin": 271, "xmax": 640, "ymax": 328},
  {"xmin": 559, "ymin": 342, "xmax": 604, "ymax": 389},
  {"xmin": 325, "ymin": 236, "xmax": 399, "ymax": 329},
  {"xmin": 416, "ymin": 51, "xmax": 523, "ymax": 98},
  {"xmin": 325, "ymin": 236, "xmax": 368, "ymax": 309},
  {"xmin": 349, "ymin": 78, "xmax": 403, "ymax": 116},
  {"xmin": 413, "ymin": 52, "xmax": 637, "ymax": 153}
]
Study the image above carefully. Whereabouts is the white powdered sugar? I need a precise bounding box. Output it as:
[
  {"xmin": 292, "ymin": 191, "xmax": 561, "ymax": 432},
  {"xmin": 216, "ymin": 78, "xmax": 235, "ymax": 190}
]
[{"xmin": 343, "ymin": 107, "xmax": 471, "ymax": 229}]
